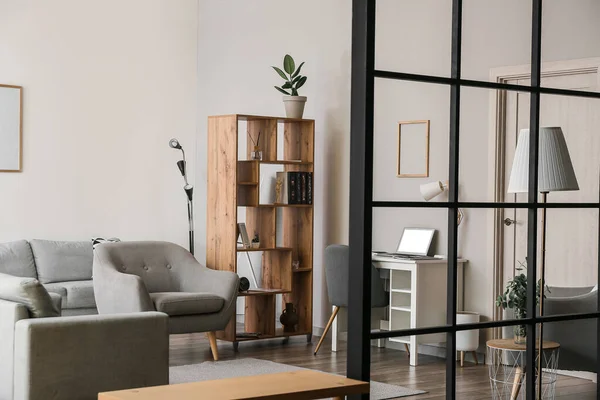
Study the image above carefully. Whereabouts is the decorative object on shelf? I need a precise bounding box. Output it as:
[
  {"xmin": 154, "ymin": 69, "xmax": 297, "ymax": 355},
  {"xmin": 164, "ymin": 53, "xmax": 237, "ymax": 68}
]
[
  {"xmin": 249, "ymin": 131, "xmax": 262, "ymax": 160},
  {"xmin": 237, "ymin": 223, "xmax": 251, "ymax": 248},
  {"xmin": 0, "ymin": 84, "xmax": 23, "ymax": 172},
  {"xmin": 456, "ymin": 312, "xmax": 480, "ymax": 367},
  {"xmin": 496, "ymin": 260, "xmax": 548, "ymax": 344},
  {"xmin": 292, "ymin": 260, "xmax": 300, "ymax": 270},
  {"xmin": 238, "ymin": 277, "xmax": 250, "ymax": 292},
  {"xmin": 397, "ymin": 120, "xmax": 430, "ymax": 178},
  {"xmin": 507, "ymin": 126, "xmax": 578, "ymax": 393},
  {"xmin": 169, "ymin": 138, "xmax": 194, "ymax": 255},
  {"xmin": 272, "ymin": 54, "xmax": 307, "ymax": 119},
  {"xmin": 420, "ymin": 180, "xmax": 464, "ymax": 225},
  {"xmin": 280, "ymin": 302, "xmax": 299, "ymax": 332},
  {"xmin": 251, "ymin": 233, "xmax": 260, "ymax": 249}
]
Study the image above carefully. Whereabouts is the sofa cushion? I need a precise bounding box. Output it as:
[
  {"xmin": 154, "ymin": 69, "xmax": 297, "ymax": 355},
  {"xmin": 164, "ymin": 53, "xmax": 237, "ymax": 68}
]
[
  {"xmin": 44, "ymin": 280, "xmax": 96, "ymax": 309},
  {"xmin": 150, "ymin": 292, "xmax": 224, "ymax": 316},
  {"xmin": 0, "ymin": 272, "xmax": 60, "ymax": 317},
  {"xmin": 0, "ymin": 240, "xmax": 37, "ymax": 278},
  {"xmin": 30, "ymin": 240, "xmax": 93, "ymax": 284}
]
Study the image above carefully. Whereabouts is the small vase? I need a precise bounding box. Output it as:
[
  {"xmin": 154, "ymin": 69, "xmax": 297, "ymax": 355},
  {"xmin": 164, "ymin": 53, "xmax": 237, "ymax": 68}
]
[
  {"xmin": 280, "ymin": 302, "xmax": 299, "ymax": 332},
  {"xmin": 251, "ymin": 242, "xmax": 260, "ymax": 249},
  {"xmin": 514, "ymin": 311, "xmax": 527, "ymax": 344},
  {"xmin": 251, "ymin": 146, "xmax": 262, "ymax": 160}
]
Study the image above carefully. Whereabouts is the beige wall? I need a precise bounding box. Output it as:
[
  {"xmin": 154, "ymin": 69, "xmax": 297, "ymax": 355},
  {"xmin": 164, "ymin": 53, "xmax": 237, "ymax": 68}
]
[{"xmin": 0, "ymin": 0, "xmax": 198, "ymax": 247}]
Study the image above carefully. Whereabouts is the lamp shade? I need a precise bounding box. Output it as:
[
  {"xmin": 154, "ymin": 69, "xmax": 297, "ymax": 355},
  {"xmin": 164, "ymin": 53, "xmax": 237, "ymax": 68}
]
[
  {"xmin": 420, "ymin": 181, "xmax": 446, "ymax": 201},
  {"xmin": 507, "ymin": 127, "xmax": 579, "ymax": 193}
]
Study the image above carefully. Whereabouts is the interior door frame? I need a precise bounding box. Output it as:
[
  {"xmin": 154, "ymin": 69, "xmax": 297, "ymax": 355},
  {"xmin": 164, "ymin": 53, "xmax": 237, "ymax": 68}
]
[{"xmin": 487, "ymin": 57, "xmax": 600, "ymax": 337}]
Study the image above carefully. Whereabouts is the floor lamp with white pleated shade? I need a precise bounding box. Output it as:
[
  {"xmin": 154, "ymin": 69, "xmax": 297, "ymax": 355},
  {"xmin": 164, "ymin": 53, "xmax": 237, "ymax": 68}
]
[{"xmin": 507, "ymin": 127, "xmax": 579, "ymax": 398}]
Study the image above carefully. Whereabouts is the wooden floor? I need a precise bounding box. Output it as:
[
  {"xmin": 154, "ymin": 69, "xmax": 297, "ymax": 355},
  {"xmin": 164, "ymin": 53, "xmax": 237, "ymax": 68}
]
[{"xmin": 170, "ymin": 333, "xmax": 597, "ymax": 399}]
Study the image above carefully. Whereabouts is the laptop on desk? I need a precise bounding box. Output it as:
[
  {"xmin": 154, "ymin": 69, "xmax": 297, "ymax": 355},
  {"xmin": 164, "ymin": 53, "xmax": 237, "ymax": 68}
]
[{"xmin": 373, "ymin": 227, "xmax": 437, "ymax": 260}]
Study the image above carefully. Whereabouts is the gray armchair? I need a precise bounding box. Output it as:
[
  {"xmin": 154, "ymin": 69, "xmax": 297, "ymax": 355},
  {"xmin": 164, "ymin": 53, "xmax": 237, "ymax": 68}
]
[
  {"xmin": 314, "ymin": 244, "xmax": 389, "ymax": 355},
  {"xmin": 93, "ymin": 241, "xmax": 239, "ymax": 361},
  {"xmin": 0, "ymin": 296, "xmax": 168, "ymax": 400}
]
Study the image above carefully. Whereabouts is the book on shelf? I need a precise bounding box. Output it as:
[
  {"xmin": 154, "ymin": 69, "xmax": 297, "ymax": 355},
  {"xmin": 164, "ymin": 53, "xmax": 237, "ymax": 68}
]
[{"xmin": 274, "ymin": 172, "xmax": 313, "ymax": 205}]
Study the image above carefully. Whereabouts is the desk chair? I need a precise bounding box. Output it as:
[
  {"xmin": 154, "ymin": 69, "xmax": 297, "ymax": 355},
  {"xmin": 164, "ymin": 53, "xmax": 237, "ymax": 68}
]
[{"xmin": 314, "ymin": 244, "xmax": 389, "ymax": 355}]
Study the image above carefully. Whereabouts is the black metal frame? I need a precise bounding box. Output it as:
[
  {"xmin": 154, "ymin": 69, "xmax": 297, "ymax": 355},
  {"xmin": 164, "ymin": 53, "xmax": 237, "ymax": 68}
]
[{"xmin": 348, "ymin": 1, "xmax": 600, "ymax": 399}]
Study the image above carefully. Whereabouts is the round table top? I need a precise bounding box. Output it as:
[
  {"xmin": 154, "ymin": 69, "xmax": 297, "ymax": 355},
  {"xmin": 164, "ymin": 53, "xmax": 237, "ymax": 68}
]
[{"xmin": 486, "ymin": 338, "xmax": 560, "ymax": 351}]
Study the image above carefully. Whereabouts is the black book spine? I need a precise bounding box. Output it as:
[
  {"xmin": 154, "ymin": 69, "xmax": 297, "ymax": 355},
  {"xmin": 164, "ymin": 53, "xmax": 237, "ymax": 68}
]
[
  {"xmin": 301, "ymin": 172, "xmax": 307, "ymax": 204},
  {"xmin": 288, "ymin": 172, "xmax": 297, "ymax": 204},
  {"xmin": 295, "ymin": 172, "xmax": 301, "ymax": 205},
  {"xmin": 307, "ymin": 172, "xmax": 312, "ymax": 205}
]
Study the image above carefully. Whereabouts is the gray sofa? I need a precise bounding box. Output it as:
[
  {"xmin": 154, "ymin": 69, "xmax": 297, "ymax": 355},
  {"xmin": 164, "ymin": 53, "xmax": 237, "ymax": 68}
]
[
  {"xmin": 0, "ymin": 268, "xmax": 169, "ymax": 400},
  {"xmin": 0, "ymin": 240, "xmax": 97, "ymax": 316}
]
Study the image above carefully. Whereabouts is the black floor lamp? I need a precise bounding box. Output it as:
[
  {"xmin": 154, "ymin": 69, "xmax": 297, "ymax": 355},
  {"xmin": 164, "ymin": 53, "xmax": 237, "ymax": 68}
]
[{"xmin": 169, "ymin": 138, "xmax": 194, "ymax": 255}]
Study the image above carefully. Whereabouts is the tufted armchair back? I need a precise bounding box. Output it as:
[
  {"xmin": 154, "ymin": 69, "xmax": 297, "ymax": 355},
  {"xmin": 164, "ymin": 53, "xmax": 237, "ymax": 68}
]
[{"xmin": 94, "ymin": 241, "xmax": 195, "ymax": 293}]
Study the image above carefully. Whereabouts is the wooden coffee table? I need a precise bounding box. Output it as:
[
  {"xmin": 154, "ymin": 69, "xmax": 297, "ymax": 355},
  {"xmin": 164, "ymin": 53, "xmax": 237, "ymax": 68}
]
[{"xmin": 98, "ymin": 370, "xmax": 369, "ymax": 400}]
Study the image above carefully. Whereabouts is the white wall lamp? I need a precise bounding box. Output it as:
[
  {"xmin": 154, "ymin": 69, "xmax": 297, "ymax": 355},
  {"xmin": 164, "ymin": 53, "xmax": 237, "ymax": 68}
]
[{"xmin": 420, "ymin": 180, "xmax": 464, "ymax": 226}]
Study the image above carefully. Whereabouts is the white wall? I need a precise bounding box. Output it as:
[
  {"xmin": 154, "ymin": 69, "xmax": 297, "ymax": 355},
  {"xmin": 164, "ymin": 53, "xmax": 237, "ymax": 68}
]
[
  {"xmin": 197, "ymin": 0, "xmax": 600, "ymax": 332},
  {"xmin": 196, "ymin": 0, "xmax": 351, "ymax": 329},
  {"xmin": 0, "ymin": 0, "xmax": 198, "ymax": 246}
]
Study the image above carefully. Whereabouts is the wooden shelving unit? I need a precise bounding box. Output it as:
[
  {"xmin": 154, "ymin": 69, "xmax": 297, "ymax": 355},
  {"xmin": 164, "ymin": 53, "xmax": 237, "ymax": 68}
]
[{"xmin": 206, "ymin": 114, "xmax": 314, "ymax": 345}]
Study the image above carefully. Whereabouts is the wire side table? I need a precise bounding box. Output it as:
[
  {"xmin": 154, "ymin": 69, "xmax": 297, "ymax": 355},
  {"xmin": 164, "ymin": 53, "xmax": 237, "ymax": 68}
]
[{"xmin": 487, "ymin": 339, "xmax": 560, "ymax": 400}]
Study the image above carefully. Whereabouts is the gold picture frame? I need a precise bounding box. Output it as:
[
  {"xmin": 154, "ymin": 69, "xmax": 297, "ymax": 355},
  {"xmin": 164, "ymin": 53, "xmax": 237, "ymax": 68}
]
[
  {"xmin": 397, "ymin": 120, "xmax": 430, "ymax": 178},
  {"xmin": 0, "ymin": 84, "xmax": 23, "ymax": 172}
]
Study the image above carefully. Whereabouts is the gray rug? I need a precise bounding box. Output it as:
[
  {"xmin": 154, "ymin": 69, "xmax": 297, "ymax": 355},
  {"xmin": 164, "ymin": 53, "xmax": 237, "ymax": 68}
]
[{"xmin": 170, "ymin": 358, "xmax": 426, "ymax": 399}]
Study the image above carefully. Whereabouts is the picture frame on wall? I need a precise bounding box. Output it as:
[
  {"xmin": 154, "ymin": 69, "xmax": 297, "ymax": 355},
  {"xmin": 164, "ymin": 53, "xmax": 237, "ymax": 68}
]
[
  {"xmin": 237, "ymin": 222, "xmax": 251, "ymax": 248},
  {"xmin": 0, "ymin": 84, "xmax": 23, "ymax": 172},
  {"xmin": 397, "ymin": 119, "xmax": 430, "ymax": 178}
]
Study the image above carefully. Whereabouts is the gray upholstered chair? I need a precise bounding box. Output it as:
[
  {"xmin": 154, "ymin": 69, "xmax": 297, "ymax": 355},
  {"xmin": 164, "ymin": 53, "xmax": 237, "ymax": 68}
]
[
  {"xmin": 93, "ymin": 241, "xmax": 239, "ymax": 361},
  {"xmin": 503, "ymin": 286, "xmax": 597, "ymax": 372},
  {"xmin": 314, "ymin": 244, "xmax": 389, "ymax": 355}
]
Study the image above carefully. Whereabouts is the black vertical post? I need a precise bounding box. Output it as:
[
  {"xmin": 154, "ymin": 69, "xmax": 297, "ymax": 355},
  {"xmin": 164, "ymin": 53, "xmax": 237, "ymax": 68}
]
[
  {"xmin": 446, "ymin": 1, "xmax": 462, "ymax": 398},
  {"xmin": 526, "ymin": 0, "xmax": 542, "ymax": 399},
  {"xmin": 348, "ymin": 0, "xmax": 376, "ymax": 397}
]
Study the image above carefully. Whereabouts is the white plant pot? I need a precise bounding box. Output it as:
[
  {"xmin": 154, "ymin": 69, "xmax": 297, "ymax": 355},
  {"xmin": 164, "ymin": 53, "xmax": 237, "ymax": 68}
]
[
  {"xmin": 456, "ymin": 312, "xmax": 480, "ymax": 352},
  {"xmin": 282, "ymin": 96, "xmax": 307, "ymax": 119}
]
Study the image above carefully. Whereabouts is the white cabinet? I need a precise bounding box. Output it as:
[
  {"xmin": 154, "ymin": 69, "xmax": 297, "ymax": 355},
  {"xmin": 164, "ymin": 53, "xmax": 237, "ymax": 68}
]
[{"xmin": 373, "ymin": 256, "xmax": 466, "ymax": 366}]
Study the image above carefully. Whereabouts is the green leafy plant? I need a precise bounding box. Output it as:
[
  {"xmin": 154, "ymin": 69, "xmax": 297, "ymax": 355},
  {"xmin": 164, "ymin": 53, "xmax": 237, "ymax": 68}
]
[
  {"xmin": 272, "ymin": 54, "xmax": 307, "ymax": 96},
  {"xmin": 252, "ymin": 233, "xmax": 260, "ymax": 243},
  {"xmin": 496, "ymin": 260, "xmax": 549, "ymax": 319}
]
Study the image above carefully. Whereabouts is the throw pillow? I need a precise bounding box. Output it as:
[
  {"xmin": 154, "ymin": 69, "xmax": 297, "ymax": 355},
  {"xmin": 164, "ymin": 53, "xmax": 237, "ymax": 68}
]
[
  {"xmin": 92, "ymin": 237, "xmax": 121, "ymax": 249},
  {"xmin": 0, "ymin": 272, "xmax": 60, "ymax": 317}
]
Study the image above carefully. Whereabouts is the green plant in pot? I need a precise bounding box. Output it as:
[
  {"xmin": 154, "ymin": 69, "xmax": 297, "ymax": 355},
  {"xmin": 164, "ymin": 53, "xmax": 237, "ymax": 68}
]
[
  {"xmin": 496, "ymin": 260, "xmax": 549, "ymax": 344},
  {"xmin": 272, "ymin": 54, "xmax": 307, "ymax": 119}
]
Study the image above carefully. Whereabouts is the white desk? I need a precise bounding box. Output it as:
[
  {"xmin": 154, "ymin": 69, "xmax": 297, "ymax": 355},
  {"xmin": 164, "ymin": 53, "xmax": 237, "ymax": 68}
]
[{"xmin": 373, "ymin": 255, "xmax": 466, "ymax": 366}]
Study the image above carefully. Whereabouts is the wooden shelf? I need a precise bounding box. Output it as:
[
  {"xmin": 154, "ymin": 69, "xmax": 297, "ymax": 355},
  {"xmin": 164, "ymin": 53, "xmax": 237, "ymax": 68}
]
[
  {"xmin": 238, "ymin": 289, "xmax": 290, "ymax": 297},
  {"xmin": 236, "ymin": 247, "xmax": 292, "ymax": 252},
  {"xmin": 207, "ymin": 114, "xmax": 314, "ymax": 344}
]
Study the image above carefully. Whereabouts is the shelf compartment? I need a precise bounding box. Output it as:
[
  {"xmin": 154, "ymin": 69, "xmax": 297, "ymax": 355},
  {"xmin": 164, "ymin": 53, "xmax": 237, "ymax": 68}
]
[
  {"xmin": 390, "ymin": 308, "xmax": 411, "ymax": 330},
  {"xmin": 245, "ymin": 207, "xmax": 276, "ymax": 248},
  {"xmin": 390, "ymin": 270, "xmax": 412, "ymax": 292},
  {"xmin": 247, "ymin": 119, "xmax": 277, "ymax": 161},
  {"xmin": 237, "ymin": 161, "xmax": 258, "ymax": 184},
  {"xmin": 244, "ymin": 295, "xmax": 275, "ymax": 337},
  {"xmin": 391, "ymin": 292, "xmax": 411, "ymax": 309},
  {"xmin": 237, "ymin": 185, "xmax": 258, "ymax": 207},
  {"xmin": 283, "ymin": 120, "xmax": 314, "ymax": 163},
  {"xmin": 282, "ymin": 207, "xmax": 313, "ymax": 267},
  {"xmin": 283, "ymin": 271, "xmax": 312, "ymax": 333},
  {"xmin": 237, "ymin": 247, "xmax": 292, "ymax": 252},
  {"xmin": 262, "ymin": 251, "xmax": 292, "ymax": 292}
]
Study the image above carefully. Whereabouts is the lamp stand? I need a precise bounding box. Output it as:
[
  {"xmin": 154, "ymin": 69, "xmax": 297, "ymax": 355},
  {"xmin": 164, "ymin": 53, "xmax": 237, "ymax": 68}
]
[
  {"xmin": 187, "ymin": 196, "xmax": 194, "ymax": 255},
  {"xmin": 537, "ymin": 191, "xmax": 548, "ymax": 399}
]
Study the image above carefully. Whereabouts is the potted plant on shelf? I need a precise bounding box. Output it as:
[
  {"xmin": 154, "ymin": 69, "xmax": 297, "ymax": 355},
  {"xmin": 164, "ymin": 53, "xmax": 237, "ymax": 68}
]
[
  {"xmin": 272, "ymin": 54, "xmax": 307, "ymax": 119},
  {"xmin": 496, "ymin": 260, "xmax": 549, "ymax": 344},
  {"xmin": 251, "ymin": 233, "xmax": 260, "ymax": 249}
]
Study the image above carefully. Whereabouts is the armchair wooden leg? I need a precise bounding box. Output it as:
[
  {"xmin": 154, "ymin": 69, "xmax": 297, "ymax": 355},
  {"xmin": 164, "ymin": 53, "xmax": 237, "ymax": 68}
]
[
  {"xmin": 472, "ymin": 351, "xmax": 479, "ymax": 365},
  {"xmin": 404, "ymin": 343, "xmax": 410, "ymax": 356},
  {"xmin": 314, "ymin": 306, "xmax": 340, "ymax": 355},
  {"xmin": 207, "ymin": 331, "xmax": 219, "ymax": 361}
]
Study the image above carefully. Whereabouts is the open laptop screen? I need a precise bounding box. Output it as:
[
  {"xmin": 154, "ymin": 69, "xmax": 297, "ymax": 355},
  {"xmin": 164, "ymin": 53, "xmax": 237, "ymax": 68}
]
[{"xmin": 396, "ymin": 228, "xmax": 435, "ymax": 256}]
